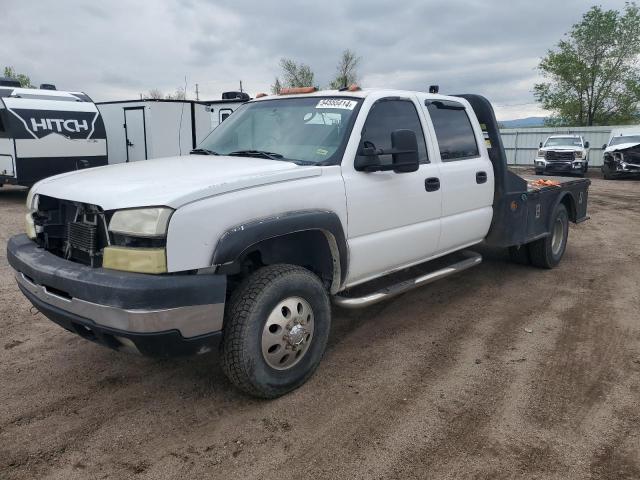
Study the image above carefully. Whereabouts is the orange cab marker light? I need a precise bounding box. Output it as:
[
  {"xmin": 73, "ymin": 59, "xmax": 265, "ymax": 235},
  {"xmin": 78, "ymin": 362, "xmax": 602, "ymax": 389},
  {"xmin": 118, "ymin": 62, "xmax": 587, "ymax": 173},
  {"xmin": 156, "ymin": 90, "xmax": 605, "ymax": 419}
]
[
  {"xmin": 255, "ymin": 92, "xmax": 268, "ymax": 98},
  {"xmin": 348, "ymin": 84, "xmax": 361, "ymax": 91},
  {"xmin": 279, "ymin": 86, "xmax": 317, "ymax": 95}
]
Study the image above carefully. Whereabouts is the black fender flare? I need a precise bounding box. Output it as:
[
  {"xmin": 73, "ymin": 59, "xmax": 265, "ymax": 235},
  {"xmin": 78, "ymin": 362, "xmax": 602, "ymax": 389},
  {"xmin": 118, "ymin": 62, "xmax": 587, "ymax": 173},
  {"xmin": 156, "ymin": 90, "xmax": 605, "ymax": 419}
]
[
  {"xmin": 548, "ymin": 191, "xmax": 577, "ymax": 230},
  {"xmin": 211, "ymin": 210, "xmax": 348, "ymax": 291}
]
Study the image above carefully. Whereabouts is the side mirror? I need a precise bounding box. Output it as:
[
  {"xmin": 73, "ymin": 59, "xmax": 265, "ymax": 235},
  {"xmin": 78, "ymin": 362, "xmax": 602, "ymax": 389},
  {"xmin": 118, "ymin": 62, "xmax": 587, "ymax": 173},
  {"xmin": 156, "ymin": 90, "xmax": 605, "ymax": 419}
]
[
  {"xmin": 390, "ymin": 129, "xmax": 419, "ymax": 173},
  {"xmin": 602, "ymin": 143, "xmax": 608, "ymax": 150},
  {"xmin": 355, "ymin": 129, "xmax": 419, "ymax": 173},
  {"xmin": 539, "ymin": 141, "xmax": 543, "ymax": 148},
  {"xmin": 584, "ymin": 141, "xmax": 590, "ymax": 148}
]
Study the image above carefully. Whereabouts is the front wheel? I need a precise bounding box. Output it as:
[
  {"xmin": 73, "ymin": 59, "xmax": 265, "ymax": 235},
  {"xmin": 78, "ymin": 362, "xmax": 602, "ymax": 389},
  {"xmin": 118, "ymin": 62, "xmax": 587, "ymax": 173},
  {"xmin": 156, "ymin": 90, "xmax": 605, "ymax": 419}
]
[
  {"xmin": 221, "ymin": 264, "xmax": 331, "ymax": 398},
  {"xmin": 529, "ymin": 203, "xmax": 569, "ymax": 269}
]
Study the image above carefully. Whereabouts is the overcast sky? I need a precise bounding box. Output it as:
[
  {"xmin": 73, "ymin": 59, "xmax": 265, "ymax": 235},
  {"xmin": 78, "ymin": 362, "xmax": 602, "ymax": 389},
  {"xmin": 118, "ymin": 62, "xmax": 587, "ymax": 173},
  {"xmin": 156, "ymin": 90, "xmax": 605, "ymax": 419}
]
[{"xmin": 0, "ymin": 0, "xmax": 630, "ymax": 120}]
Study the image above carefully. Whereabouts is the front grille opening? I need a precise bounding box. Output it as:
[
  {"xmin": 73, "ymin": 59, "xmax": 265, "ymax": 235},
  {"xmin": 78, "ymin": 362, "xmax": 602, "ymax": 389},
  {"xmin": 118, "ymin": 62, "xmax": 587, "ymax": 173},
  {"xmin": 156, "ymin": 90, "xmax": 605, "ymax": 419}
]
[
  {"xmin": 34, "ymin": 196, "xmax": 108, "ymax": 268},
  {"xmin": 44, "ymin": 285, "xmax": 72, "ymax": 300}
]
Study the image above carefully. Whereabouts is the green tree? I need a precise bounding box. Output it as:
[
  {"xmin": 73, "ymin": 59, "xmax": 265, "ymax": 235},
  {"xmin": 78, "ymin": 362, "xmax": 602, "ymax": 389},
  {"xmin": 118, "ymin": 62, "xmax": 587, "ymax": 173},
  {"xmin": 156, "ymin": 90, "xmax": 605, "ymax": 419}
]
[
  {"xmin": 534, "ymin": 3, "xmax": 640, "ymax": 126},
  {"xmin": 273, "ymin": 58, "xmax": 315, "ymax": 90},
  {"xmin": 329, "ymin": 49, "xmax": 361, "ymax": 89},
  {"xmin": 3, "ymin": 66, "xmax": 33, "ymax": 88},
  {"xmin": 270, "ymin": 77, "xmax": 282, "ymax": 95}
]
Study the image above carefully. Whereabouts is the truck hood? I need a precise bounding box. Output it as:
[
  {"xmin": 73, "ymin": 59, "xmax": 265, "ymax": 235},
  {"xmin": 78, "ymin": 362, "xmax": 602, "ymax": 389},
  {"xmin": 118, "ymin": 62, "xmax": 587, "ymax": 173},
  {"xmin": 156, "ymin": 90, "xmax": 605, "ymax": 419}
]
[
  {"xmin": 32, "ymin": 155, "xmax": 322, "ymax": 210},
  {"xmin": 604, "ymin": 142, "xmax": 640, "ymax": 153},
  {"xmin": 542, "ymin": 146, "xmax": 584, "ymax": 151}
]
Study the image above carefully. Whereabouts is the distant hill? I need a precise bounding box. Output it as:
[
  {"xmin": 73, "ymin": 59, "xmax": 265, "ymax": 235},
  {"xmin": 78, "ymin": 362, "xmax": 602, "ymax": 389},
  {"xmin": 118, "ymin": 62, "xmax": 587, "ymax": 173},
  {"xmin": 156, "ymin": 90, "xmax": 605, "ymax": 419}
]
[{"xmin": 500, "ymin": 117, "xmax": 546, "ymax": 128}]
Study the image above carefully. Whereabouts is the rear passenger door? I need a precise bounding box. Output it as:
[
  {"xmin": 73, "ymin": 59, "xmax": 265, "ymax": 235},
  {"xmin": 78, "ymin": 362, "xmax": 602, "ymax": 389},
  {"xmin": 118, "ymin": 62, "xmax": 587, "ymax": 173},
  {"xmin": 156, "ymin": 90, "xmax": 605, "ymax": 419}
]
[{"xmin": 421, "ymin": 98, "xmax": 494, "ymax": 252}]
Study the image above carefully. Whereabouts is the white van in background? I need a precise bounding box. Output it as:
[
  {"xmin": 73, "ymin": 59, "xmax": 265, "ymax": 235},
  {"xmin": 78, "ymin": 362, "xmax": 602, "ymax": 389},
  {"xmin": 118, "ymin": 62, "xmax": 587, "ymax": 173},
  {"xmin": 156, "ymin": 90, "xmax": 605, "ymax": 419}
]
[{"xmin": 97, "ymin": 92, "xmax": 248, "ymax": 164}]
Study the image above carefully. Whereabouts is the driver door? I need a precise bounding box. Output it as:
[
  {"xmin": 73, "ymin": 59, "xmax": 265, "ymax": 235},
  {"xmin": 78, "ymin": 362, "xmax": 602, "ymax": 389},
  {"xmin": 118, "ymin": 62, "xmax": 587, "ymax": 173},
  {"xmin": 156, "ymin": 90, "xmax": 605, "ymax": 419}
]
[{"xmin": 341, "ymin": 96, "xmax": 442, "ymax": 286}]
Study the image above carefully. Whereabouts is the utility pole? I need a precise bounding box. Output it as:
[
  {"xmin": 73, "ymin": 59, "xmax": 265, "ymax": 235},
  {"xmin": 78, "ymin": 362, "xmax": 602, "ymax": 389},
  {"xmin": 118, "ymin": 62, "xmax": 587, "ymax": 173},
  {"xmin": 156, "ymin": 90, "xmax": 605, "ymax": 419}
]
[
  {"xmin": 195, "ymin": 83, "xmax": 200, "ymax": 101},
  {"xmin": 239, "ymin": 80, "xmax": 243, "ymax": 93}
]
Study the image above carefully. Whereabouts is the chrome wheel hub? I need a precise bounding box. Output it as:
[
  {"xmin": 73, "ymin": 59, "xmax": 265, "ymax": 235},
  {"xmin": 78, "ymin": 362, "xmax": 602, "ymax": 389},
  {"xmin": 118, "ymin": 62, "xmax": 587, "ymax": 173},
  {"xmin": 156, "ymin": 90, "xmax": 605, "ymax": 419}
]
[
  {"xmin": 551, "ymin": 217, "xmax": 564, "ymax": 255},
  {"xmin": 261, "ymin": 297, "xmax": 315, "ymax": 370}
]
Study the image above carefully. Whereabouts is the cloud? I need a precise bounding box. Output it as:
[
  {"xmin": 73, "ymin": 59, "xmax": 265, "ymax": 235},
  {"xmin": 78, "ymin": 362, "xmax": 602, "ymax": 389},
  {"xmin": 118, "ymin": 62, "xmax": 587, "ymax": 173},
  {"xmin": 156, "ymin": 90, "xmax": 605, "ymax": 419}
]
[{"xmin": 0, "ymin": 0, "xmax": 631, "ymax": 119}]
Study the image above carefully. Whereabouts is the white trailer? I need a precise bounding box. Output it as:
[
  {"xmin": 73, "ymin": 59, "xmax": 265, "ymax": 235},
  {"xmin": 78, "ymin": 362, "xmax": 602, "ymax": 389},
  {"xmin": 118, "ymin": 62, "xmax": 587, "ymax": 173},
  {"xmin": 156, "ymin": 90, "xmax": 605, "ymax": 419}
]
[
  {"xmin": 97, "ymin": 95, "xmax": 247, "ymax": 164},
  {"xmin": 0, "ymin": 86, "xmax": 107, "ymax": 186}
]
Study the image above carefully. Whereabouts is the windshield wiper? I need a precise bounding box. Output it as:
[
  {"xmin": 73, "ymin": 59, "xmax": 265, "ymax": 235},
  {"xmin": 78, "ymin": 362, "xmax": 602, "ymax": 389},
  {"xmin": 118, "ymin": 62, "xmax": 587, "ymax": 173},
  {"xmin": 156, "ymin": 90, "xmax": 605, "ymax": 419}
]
[
  {"xmin": 190, "ymin": 148, "xmax": 219, "ymax": 155},
  {"xmin": 227, "ymin": 150, "xmax": 283, "ymax": 160}
]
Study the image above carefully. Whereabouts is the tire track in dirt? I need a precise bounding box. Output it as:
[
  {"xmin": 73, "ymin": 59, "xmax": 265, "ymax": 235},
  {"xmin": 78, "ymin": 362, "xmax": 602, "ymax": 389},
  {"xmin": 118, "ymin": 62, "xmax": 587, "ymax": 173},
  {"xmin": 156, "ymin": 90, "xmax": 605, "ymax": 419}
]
[{"xmin": 229, "ymin": 262, "xmax": 563, "ymax": 480}]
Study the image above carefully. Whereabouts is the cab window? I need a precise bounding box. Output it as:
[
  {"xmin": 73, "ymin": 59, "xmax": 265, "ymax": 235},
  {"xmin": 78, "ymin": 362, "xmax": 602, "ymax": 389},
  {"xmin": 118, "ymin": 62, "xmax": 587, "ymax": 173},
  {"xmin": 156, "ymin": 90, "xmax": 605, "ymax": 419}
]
[
  {"xmin": 359, "ymin": 99, "xmax": 429, "ymax": 165},
  {"xmin": 426, "ymin": 100, "xmax": 479, "ymax": 161}
]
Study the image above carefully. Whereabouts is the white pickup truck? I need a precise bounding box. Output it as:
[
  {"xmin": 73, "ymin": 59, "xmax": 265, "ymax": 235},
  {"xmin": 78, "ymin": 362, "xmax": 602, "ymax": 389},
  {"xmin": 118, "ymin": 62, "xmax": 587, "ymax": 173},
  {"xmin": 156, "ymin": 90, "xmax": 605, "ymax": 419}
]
[
  {"xmin": 534, "ymin": 135, "xmax": 590, "ymax": 177},
  {"xmin": 8, "ymin": 88, "xmax": 591, "ymax": 397}
]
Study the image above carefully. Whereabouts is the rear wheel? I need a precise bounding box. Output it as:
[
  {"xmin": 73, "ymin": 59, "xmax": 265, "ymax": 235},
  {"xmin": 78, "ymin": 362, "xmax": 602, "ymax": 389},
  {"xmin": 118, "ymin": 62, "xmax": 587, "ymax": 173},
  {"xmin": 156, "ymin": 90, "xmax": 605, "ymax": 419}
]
[
  {"xmin": 221, "ymin": 264, "xmax": 331, "ymax": 398},
  {"xmin": 529, "ymin": 203, "xmax": 569, "ymax": 269}
]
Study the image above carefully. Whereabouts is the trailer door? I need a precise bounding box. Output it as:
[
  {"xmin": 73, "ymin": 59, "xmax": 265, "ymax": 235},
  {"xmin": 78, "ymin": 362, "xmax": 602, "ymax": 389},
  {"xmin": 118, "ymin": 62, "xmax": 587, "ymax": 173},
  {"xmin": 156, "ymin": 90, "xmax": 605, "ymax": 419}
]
[{"xmin": 124, "ymin": 107, "xmax": 147, "ymax": 161}]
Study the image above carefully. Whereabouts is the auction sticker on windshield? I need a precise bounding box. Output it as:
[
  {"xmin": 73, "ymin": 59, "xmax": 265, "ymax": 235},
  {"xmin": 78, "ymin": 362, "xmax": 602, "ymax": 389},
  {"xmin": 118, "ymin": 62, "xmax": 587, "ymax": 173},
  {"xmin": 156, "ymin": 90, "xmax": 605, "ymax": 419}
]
[{"xmin": 316, "ymin": 99, "xmax": 358, "ymax": 110}]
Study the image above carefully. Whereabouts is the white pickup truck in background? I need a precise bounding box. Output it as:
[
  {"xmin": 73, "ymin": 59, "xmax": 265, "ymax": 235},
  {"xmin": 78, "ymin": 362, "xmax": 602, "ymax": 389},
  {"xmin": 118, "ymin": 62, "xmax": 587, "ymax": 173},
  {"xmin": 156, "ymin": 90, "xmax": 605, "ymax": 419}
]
[
  {"xmin": 534, "ymin": 135, "xmax": 590, "ymax": 177},
  {"xmin": 8, "ymin": 87, "xmax": 590, "ymax": 397}
]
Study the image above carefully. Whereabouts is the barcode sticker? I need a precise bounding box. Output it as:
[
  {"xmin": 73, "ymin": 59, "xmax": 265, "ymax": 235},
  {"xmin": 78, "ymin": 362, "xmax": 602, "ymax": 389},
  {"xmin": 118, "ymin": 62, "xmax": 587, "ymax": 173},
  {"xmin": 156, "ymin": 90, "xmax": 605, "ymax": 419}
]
[{"xmin": 316, "ymin": 99, "xmax": 357, "ymax": 110}]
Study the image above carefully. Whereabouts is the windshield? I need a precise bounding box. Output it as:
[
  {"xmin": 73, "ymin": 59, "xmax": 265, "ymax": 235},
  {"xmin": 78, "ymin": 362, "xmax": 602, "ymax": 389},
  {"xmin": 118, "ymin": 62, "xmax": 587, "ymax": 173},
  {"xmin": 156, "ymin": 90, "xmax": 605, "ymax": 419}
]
[
  {"xmin": 610, "ymin": 135, "xmax": 640, "ymax": 146},
  {"xmin": 197, "ymin": 96, "xmax": 362, "ymax": 165},
  {"xmin": 544, "ymin": 137, "xmax": 582, "ymax": 147}
]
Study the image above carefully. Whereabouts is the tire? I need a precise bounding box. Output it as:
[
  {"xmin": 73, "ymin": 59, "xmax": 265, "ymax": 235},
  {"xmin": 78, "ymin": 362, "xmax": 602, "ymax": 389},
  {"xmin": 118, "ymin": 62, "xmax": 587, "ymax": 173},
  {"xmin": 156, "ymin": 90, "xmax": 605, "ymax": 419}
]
[
  {"xmin": 529, "ymin": 203, "xmax": 569, "ymax": 269},
  {"xmin": 534, "ymin": 169, "xmax": 544, "ymax": 176},
  {"xmin": 508, "ymin": 245, "xmax": 531, "ymax": 265},
  {"xmin": 221, "ymin": 264, "xmax": 331, "ymax": 398}
]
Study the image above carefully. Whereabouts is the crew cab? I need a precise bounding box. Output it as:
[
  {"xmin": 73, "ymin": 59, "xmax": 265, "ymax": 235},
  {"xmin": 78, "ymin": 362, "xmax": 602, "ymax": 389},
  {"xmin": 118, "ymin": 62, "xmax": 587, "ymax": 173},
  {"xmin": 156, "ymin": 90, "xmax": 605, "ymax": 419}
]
[
  {"xmin": 534, "ymin": 135, "xmax": 590, "ymax": 177},
  {"xmin": 601, "ymin": 129, "xmax": 640, "ymax": 179},
  {"xmin": 7, "ymin": 88, "xmax": 591, "ymax": 398}
]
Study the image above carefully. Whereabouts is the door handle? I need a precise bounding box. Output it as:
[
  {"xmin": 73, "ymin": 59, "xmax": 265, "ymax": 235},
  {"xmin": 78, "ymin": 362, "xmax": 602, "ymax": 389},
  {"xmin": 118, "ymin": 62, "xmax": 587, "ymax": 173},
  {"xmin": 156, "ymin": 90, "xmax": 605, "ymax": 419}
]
[
  {"xmin": 476, "ymin": 171, "xmax": 487, "ymax": 184},
  {"xmin": 425, "ymin": 177, "xmax": 440, "ymax": 192},
  {"xmin": 127, "ymin": 139, "xmax": 134, "ymax": 147}
]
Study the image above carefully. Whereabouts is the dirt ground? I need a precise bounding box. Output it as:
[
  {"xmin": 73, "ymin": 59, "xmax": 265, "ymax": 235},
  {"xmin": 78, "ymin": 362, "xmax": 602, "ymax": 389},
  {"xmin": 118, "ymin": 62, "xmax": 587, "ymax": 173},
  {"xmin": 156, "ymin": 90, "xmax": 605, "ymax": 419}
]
[{"xmin": 1, "ymin": 172, "xmax": 639, "ymax": 480}]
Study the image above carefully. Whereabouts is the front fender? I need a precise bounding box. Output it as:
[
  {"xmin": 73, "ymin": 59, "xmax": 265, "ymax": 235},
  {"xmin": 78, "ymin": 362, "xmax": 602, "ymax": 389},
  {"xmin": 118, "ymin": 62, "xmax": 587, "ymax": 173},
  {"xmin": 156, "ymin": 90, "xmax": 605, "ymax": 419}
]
[{"xmin": 212, "ymin": 210, "xmax": 348, "ymax": 287}]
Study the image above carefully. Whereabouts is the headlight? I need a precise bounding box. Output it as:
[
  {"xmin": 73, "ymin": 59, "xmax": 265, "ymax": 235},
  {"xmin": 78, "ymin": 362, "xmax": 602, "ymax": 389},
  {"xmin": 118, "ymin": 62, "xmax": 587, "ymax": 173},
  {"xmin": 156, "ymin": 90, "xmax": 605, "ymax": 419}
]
[
  {"xmin": 25, "ymin": 214, "xmax": 37, "ymax": 239},
  {"xmin": 25, "ymin": 191, "xmax": 38, "ymax": 239},
  {"xmin": 575, "ymin": 151, "xmax": 583, "ymax": 158},
  {"xmin": 26, "ymin": 190, "xmax": 38, "ymax": 212},
  {"xmin": 537, "ymin": 149, "xmax": 545, "ymax": 157},
  {"xmin": 108, "ymin": 207, "xmax": 173, "ymax": 237}
]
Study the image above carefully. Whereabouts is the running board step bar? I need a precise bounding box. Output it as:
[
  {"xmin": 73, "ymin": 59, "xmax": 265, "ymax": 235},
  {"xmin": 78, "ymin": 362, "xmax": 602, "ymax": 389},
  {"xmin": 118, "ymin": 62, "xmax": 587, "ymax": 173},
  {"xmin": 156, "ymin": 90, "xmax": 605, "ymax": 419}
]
[{"xmin": 332, "ymin": 250, "xmax": 482, "ymax": 309}]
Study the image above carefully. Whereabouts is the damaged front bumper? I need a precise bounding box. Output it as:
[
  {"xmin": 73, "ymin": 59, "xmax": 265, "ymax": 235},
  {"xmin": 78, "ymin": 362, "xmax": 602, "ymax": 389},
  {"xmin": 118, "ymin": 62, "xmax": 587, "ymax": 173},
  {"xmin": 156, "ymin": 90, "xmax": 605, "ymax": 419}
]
[
  {"xmin": 602, "ymin": 144, "xmax": 640, "ymax": 177},
  {"xmin": 7, "ymin": 234, "xmax": 226, "ymax": 357}
]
